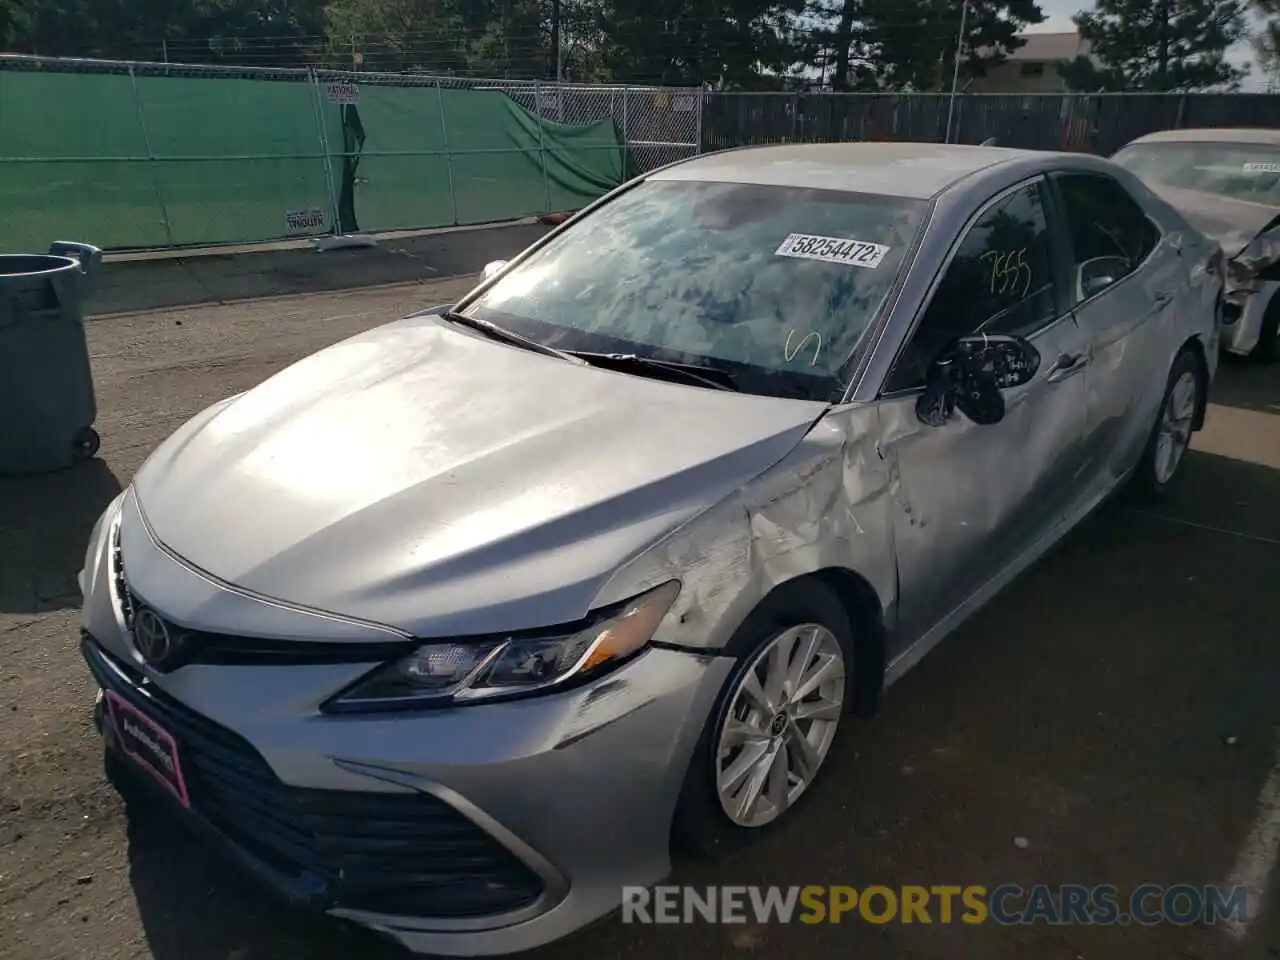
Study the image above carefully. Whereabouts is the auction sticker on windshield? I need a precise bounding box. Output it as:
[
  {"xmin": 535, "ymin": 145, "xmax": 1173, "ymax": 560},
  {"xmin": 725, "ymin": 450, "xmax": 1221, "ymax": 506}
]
[
  {"xmin": 775, "ymin": 233, "xmax": 890, "ymax": 268},
  {"xmin": 1243, "ymin": 161, "xmax": 1280, "ymax": 174}
]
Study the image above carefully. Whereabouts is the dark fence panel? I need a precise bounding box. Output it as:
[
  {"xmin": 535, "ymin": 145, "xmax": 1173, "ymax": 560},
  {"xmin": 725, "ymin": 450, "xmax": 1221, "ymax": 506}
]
[{"xmin": 701, "ymin": 91, "xmax": 1280, "ymax": 157}]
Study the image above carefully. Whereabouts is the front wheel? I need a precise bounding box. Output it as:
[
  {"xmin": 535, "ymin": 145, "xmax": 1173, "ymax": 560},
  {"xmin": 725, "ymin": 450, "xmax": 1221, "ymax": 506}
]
[
  {"xmin": 1130, "ymin": 349, "xmax": 1202, "ymax": 501},
  {"xmin": 672, "ymin": 580, "xmax": 853, "ymax": 858}
]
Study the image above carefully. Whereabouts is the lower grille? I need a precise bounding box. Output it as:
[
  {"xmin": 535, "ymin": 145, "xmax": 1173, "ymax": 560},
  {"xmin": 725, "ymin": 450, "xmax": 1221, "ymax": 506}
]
[{"xmin": 83, "ymin": 634, "xmax": 545, "ymax": 918}]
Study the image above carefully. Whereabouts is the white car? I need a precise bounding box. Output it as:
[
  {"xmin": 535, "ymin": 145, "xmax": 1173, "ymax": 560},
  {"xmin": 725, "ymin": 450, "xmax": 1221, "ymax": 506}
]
[{"xmin": 1113, "ymin": 127, "xmax": 1280, "ymax": 361}]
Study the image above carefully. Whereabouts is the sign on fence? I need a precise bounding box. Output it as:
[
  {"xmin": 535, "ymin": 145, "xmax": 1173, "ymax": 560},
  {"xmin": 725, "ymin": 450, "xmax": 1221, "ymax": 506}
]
[
  {"xmin": 285, "ymin": 208, "xmax": 326, "ymax": 233},
  {"xmin": 325, "ymin": 82, "xmax": 359, "ymax": 105},
  {"xmin": 536, "ymin": 88, "xmax": 564, "ymax": 120}
]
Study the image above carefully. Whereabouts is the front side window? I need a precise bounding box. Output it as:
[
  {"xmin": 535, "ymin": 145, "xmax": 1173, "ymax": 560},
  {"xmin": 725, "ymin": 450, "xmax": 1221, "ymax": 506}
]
[
  {"xmin": 1053, "ymin": 173, "xmax": 1161, "ymax": 304},
  {"xmin": 886, "ymin": 180, "xmax": 1058, "ymax": 393},
  {"xmin": 463, "ymin": 179, "xmax": 927, "ymax": 401},
  {"xmin": 1112, "ymin": 140, "xmax": 1280, "ymax": 206}
]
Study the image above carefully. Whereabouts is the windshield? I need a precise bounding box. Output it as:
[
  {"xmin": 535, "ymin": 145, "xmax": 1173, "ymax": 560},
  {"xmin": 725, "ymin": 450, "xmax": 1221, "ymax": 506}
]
[
  {"xmin": 1112, "ymin": 141, "xmax": 1280, "ymax": 206},
  {"xmin": 462, "ymin": 179, "xmax": 926, "ymax": 401}
]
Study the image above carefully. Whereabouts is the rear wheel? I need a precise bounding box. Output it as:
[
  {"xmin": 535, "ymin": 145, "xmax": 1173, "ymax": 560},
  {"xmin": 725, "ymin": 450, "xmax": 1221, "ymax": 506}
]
[
  {"xmin": 1130, "ymin": 349, "xmax": 1201, "ymax": 502},
  {"xmin": 673, "ymin": 580, "xmax": 854, "ymax": 857}
]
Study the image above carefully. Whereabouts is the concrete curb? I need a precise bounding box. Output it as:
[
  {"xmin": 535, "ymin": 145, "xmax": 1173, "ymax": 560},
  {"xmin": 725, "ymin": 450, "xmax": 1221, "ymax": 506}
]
[{"xmin": 86, "ymin": 220, "xmax": 551, "ymax": 317}]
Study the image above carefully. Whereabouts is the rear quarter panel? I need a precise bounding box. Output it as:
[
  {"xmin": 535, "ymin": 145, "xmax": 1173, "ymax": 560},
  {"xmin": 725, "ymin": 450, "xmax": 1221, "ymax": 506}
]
[{"xmin": 1117, "ymin": 167, "xmax": 1224, "ymax": 381}]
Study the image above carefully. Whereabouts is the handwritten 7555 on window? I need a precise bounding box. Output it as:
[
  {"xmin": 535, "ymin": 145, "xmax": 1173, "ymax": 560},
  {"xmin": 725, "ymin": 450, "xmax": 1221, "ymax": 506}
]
[{"xmin": 775, "ymin": 233, "xmax": 890, "ymax": 269}]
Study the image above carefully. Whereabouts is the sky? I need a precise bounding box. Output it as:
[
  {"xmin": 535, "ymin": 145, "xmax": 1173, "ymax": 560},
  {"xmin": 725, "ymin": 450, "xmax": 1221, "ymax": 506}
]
[{"xmin": 1025, "ymin": 0, "xmax": 1270, "ymax": 89}]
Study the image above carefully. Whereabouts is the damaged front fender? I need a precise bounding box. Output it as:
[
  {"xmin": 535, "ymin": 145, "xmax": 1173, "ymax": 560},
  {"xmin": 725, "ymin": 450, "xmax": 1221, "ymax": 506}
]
[
  {"xmin": 1224, "ymin": 222, "xmax": 1280, "ymax": 354},
  {"xmin": 590, "ymin": 406, "xmax": 897, "ymax": 655},
  {"xmin": 1228, "ymin": 214, "xmax": 1280, "ymax": 282}
]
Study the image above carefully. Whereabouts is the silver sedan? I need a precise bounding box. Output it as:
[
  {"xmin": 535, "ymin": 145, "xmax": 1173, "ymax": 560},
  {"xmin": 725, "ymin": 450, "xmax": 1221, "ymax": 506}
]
[
  {"xmin": 1113, "ymin": 127, "xmax": 1280, "ymax": 360},
  {"xmin": 79, "ymin": 142, "xmax": 1222, "ymax": 956}
]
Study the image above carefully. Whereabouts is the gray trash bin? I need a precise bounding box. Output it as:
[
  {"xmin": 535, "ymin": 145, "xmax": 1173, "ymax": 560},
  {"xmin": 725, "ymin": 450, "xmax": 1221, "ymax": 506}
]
[{"xmin": 0, "ymin": 241, "xmax": 103, "ymax": 475}]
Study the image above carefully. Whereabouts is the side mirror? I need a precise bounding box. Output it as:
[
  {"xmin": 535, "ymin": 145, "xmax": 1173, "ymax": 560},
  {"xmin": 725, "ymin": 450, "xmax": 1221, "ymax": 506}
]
[
  {"xmin": 915, "ymin": 333, "xmax": 1041, "ymax": 428},
  {"xmin": 1077, "ymin": 256, "xmax": 1129, "ymax": 299},
  {"xmin": 1081, "ymin": 272, "xmax": 1116, "ymax": 298},
  {"xmin": 482, "ymin": 259, "xmax": 509, "ymax": 280}
]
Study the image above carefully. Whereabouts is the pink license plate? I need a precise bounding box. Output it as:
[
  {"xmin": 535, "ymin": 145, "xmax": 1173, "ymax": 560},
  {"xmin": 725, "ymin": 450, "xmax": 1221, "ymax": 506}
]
[{"xmin": 104, "ymin": 690, "xmax": 191, "ymax": 809}]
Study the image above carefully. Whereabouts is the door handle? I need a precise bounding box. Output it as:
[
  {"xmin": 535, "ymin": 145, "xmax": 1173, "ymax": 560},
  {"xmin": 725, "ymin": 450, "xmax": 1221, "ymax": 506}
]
[
  {"xmin": 1153, "ymin": 290, "xmax": 1174, "ymax": 308},
  {"xmin": 1046, "ymin": 352, "xmax": 1090, "ymax": 383}
]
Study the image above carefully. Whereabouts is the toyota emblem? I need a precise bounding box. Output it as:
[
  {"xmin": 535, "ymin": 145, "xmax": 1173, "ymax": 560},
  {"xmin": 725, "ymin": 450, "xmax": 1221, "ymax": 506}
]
[{"xmin": 132, "ymin": 608, "xmax": 172, "ymax": 665}]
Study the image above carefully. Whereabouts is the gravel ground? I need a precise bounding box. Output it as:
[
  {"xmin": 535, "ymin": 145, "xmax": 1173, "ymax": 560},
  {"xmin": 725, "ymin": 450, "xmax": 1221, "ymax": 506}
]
[{"xmin": 2, "ymin": 279, "xmax": 1279, "ymax": 960}]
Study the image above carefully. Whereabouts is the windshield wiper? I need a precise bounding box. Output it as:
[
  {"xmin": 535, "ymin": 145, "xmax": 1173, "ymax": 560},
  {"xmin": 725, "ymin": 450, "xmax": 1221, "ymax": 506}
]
[
  {"xmin": 568, "ymin": 352, "xmax": 738, "ymax": 391},
  {"xmin": 439, "ymin": 311, "xmax": 582, "ymax": 364}
]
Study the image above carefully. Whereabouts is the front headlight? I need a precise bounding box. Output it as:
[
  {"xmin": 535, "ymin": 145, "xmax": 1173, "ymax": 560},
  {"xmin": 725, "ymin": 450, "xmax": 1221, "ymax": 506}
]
[{"xmin": 324, "ymin": 580, "xmax": 681, "ymax": 712}]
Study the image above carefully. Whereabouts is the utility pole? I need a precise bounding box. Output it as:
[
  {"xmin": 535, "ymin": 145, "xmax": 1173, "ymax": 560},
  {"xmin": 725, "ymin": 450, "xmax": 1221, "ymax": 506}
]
[
  {"xmin": 1156, "ymin": 0, "xmax": 1171, "ymax": 90},
  {"xmin": 945, "ymin": 0, "xmax": 970, "ymax": 144},
  {"xmin": 551, "ymin": 0, "xmax": 563, "ymax": 81}
]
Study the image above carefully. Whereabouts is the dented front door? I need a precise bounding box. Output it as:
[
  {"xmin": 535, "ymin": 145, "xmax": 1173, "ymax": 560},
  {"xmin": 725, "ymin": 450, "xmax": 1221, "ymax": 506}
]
[
  {"xmin": 878, "ymin": 314, "xmax": 1091, "ymax": 649},
  {"xmin": 871, "ymin": 176, "xmax": 1093, "ymax": 653}
]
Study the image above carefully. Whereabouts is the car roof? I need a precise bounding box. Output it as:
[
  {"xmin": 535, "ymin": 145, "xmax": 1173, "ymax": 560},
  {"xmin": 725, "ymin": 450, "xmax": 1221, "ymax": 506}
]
[
  {"xmin": 648, "ymin": 142, "xmax": 1049, "ymax": 200},
  {"xmin": 1123, "ymin": 128, "xmax": 1280, "ymax": 147}
]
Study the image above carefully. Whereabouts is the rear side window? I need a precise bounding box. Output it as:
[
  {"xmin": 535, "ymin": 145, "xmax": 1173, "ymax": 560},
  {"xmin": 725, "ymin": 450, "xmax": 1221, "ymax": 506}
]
[{"xmin": 1052, "ymin": 173, "xmax": 1161, "ymax": 302}]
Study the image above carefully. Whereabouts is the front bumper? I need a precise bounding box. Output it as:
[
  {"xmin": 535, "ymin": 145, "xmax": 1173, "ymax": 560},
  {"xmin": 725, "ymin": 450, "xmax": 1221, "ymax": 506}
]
[
  {"xmin": 84, "ymin": 628, "xmax": 731, "ymax": 955},
  {"xmin": 86, "ymin": 634, "xmax": 549, "ymax": 917},
  {"xmin": 1221, "ymin": 279, "xmax": 1278, "ymax": 355},
  {"xmin": 81, "ymin": 495, "xmax": 735, "ymax": 956}
]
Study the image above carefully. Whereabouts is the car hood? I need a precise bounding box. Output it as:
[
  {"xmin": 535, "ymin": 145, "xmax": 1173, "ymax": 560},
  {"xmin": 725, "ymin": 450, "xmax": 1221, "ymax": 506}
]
[
  {"xmin": 132, "ymin": 313, "xmax": 828, "ymax": 637},
  {"xmin": 1147, "ymin": 183, "xmax": 1280, "ymax": 258}
]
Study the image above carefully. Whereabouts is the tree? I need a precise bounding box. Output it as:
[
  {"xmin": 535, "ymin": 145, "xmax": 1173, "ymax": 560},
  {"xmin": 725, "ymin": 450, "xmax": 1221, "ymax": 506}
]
[
  {"xmin": 1, "ymin": 0, "xmax": 326, "ymax": 64},
  {"xmin": 818, "ymin": 0, "xmax": 1045, "ymax": 92},
  {"xmin": 323, "ymin": 0, "xmax": 549, "ymax": 76},
  {"xmin": 589, "ymin": 0, "xmax": 808, "ymax": 87},
  {"xmin": 1251, "ymin": 0, "xmax": 1280, "ymax": 88},
  {"xmin": 1060, "ymin": 0, "xmax": 1248, "ymax": 92}
]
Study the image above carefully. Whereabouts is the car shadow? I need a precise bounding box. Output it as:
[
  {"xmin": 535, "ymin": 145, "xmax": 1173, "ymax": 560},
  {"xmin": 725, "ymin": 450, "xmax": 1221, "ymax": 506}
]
[
  {"xmin": 0, "ymin": 457, "xmax": 122, "ymax": 613},
  {"xmin": 109, "ymin": 755, "xmax": 410, "ymax": 960},
  {"xmin": 1210, "ymin": 353, "xmax": 1280, "ymax": 415}
]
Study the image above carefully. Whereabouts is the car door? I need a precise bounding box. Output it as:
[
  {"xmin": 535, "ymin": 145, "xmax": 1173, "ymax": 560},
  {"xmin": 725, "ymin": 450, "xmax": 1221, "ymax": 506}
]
[
  {"xmin": 875, "ymin": 176, "xmax": 1093, "ymax": 646},
  {"xmin": 1048, "ymin": 171, "xmax": 1187, "ymax": 493}
]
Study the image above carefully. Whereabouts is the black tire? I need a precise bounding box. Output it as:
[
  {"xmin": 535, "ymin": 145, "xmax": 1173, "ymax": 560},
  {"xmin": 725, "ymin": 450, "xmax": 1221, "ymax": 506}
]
[
  {"xmin": 1252, "ymin": 296, "xmax": 1280, "ymax": 363},
  {"xmin": 73, "ymin": 427, "xmax": 101, "ymax": 460},
  {"xmin": 1130, "ymin": 348, "xmax": 1202, "ymax": 502},
  {"xmin": 671, "ymin": 579, "xmax": 856, "ymax": 859}
]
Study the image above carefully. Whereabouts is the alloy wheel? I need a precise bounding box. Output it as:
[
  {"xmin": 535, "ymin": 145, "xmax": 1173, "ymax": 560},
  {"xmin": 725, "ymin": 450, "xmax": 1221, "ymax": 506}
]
[
  {"xmin": 715, "ymin": 624, "xmax": 845, "ymax": 828},
  {"xmin": 1153, "ymin": 370, "xmax": 1198, "ymax": 485}
]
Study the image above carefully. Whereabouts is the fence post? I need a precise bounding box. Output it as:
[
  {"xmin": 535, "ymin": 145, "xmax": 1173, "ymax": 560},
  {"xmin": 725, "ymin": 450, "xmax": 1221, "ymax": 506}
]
[
  {"xmin": 127, "ymin": 64, "xmax": 176, "ymax": 248},
  {"xmin": 436, "ymin": 81, "xmax": 460, "ymax": 227},
  {"xmin": 791, "ymin": 92, "xmax": 799, "ymax": 142},
  {"xmin": 621, "ymin": 86, "xmax": 630, "ymax": 180},
  {"xmin": 695, "ymin": 85, "xmax": 703, "ymax": 154},
  {"xmin": 534, "ymin": 79, "xmax": 551, "ymax": 213},
  {"xmin": 308, "ymin": 69, "xmax": 343, "ymax": 238}
]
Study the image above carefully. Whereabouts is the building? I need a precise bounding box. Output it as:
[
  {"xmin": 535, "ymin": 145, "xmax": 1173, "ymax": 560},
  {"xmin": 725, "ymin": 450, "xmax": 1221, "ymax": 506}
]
[{"xmin": 969, "ymin": 32, "xmax": 1094, "ymax": 94}]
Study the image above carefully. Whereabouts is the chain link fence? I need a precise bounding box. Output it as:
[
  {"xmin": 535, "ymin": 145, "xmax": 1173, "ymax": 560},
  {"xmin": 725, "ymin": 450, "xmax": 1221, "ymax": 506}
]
[
  {"xmin": 0, "ymin": 54, "xmax": 701, "ymax": 251},
  {"xmin": 10, "ymin": 50, "xmax": 1279, "ymax": 253}
]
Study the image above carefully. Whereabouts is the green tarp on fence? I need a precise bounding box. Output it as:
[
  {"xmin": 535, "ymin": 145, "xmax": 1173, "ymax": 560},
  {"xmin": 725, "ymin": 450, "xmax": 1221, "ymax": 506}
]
[
  {"xmin": 0, "ymin": 69, "xmax": 625, "ymax": 251},
  {"xmin": 345, "ymin": 84, "xmax": 622, "ymax": 234}
]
